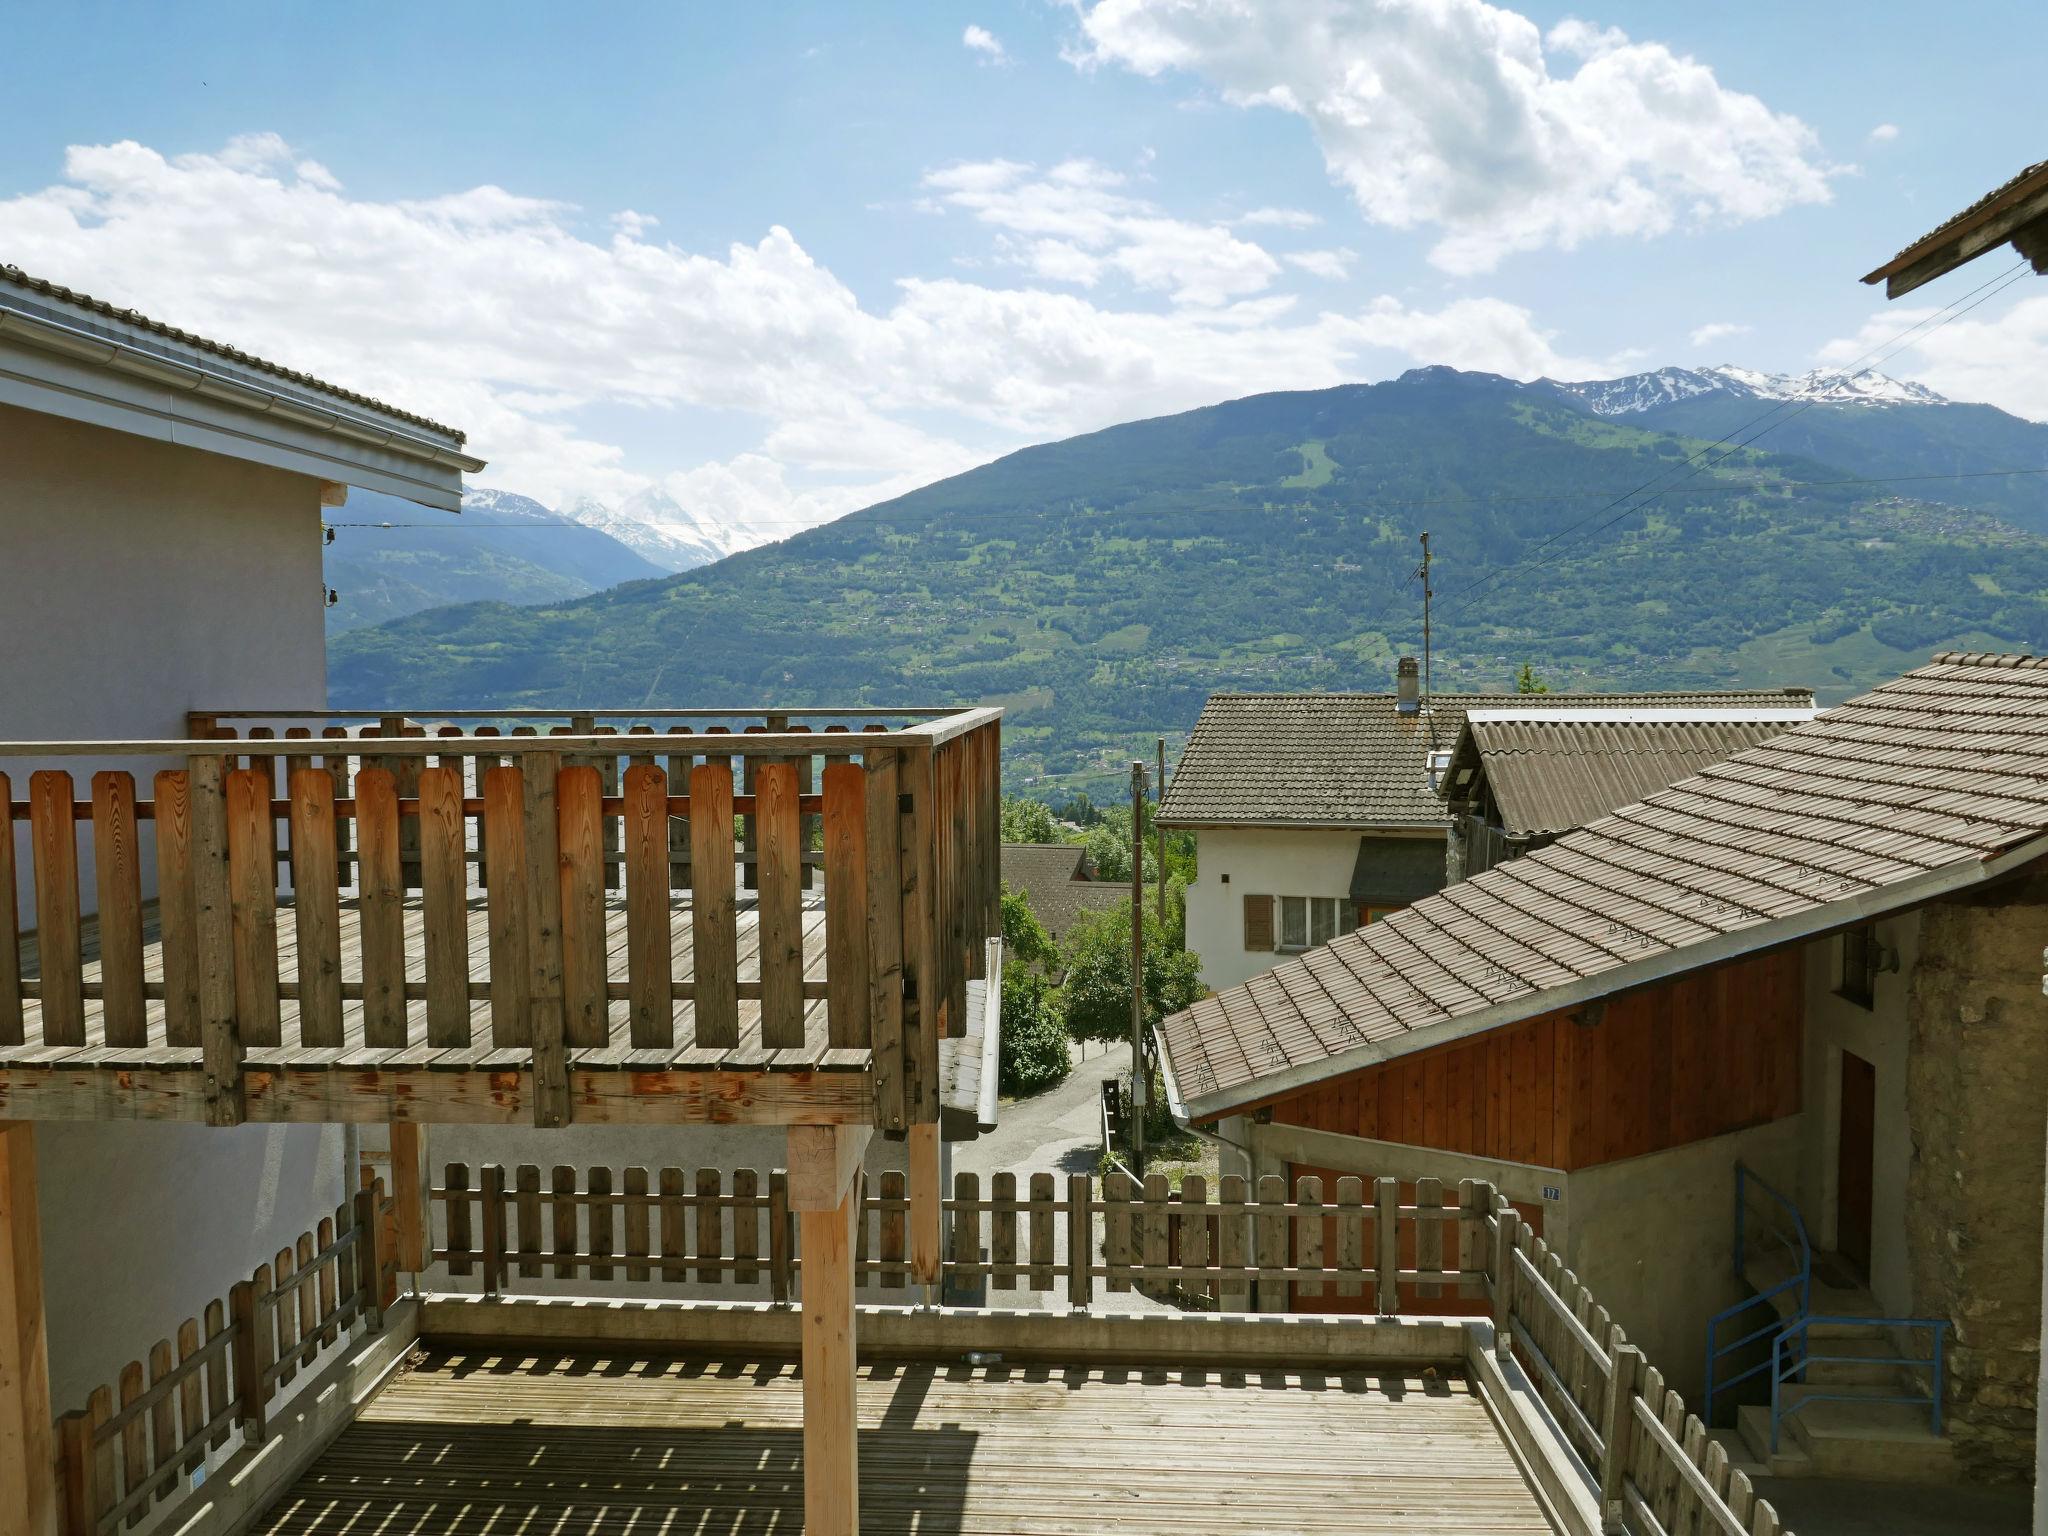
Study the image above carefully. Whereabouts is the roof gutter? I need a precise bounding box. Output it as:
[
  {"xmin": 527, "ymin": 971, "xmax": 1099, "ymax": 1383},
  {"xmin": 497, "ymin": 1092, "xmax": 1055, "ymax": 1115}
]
[
  {"xmin": 976, "ymin": 938, "xmax": 1003, "ymax": 1132},
  {"xmin": 1178, "ymin": 829, "xmax": 2048, "ymax": 1123},
  {"xmin": 0, "ymin": 299, "xmax": 487, "ymax": 473},
  {"xmin": 1154, "ymin": 1022, "xmax": 1254, "ymax": 1164}
]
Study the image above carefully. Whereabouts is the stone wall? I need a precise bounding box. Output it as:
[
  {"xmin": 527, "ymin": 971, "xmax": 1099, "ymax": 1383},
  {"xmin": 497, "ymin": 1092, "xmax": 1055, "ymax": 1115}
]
[{"xmin": 1905, "ymin": 866, "xmax": 2048, "ymax": 1480}]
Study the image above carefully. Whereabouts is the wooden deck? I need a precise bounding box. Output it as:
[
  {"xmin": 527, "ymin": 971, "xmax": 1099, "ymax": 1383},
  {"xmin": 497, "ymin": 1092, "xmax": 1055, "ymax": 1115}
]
[
  {"xmin": 6, "ymin": 890, "xmax": 861, "ymax": 1073},
  {"xmin": 251, "ymin": 1351, "xmax": 1555, "ymax": 1536}
]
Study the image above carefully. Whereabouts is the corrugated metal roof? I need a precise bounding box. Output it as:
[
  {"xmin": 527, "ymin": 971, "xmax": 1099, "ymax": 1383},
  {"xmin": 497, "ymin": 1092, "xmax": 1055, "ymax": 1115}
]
[
  {"xmin": 1159, "ymin": 654, "xmax": 2048, "ymax": 1117},
  {"xmin": 0, "ymin": 263, "xmax": 467, "ymax": 442},
  {"xmin": 1455, "ymin": 714, "xmax": 1814, "ymax": 840},
  {"xmin": 1157, "ymin": 687, "xmax": 1814, "ymax": 829}
]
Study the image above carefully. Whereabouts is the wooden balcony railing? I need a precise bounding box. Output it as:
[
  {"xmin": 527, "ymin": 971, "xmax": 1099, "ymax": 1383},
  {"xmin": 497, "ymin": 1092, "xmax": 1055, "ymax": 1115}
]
[{"xmin": 0, "ymin": 707, "xmax": 1001, "ymax": 1131}]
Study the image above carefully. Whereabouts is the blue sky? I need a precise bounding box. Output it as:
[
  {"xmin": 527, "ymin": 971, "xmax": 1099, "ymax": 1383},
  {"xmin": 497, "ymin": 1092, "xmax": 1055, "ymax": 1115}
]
[{"xmin": 3, "ymin": 0, "xmax": 2042, "ymax": 539}]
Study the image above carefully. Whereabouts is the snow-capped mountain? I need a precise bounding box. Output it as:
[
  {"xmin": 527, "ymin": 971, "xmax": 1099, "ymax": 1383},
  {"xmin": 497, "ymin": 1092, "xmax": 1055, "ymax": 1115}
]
[
  {"xmin": 1553, "ymin": 365, "xmax": 1947, "ymax": 416},
  {"xmin": 559, "ymin": 490, "xmax": 732, "ymax": 572}
]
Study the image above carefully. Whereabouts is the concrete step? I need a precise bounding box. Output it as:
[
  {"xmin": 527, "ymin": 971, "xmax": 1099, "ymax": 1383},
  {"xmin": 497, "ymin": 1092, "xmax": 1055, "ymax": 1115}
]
[
  {"xmin": 1798, "ymin": 1334, "xmax": 1914, "ymax": 1388},
  {"xmin": 1706, "ymin": 1427, "xmax": 1769, "ymax": 1483},
  {"xmin": 1741, "ymin": 1252, "xmax": 1887, "ymax": 1337},
  {"xmin": 1737, "ymin": 1404, "xmax": 1814, "ymax": 1477}
]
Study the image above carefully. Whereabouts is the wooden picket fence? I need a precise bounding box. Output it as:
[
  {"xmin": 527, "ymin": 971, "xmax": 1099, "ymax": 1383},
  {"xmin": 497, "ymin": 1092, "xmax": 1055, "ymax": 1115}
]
[
  {"xmin": 432, "ymin": 1164, "xmax": 1787, "ymax": 1536},
  {"xmin": 51, "ymin": 1179, "xmax": 397, "ymax": 1536}
]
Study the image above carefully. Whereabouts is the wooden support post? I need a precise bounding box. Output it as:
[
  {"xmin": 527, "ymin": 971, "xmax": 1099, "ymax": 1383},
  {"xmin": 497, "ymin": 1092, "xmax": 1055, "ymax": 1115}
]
[
  {"xmin": 908, "ymin": 1121, "xmax": 942, "ymax": 1294},
  {"xmin": 1, "ymin": 1124, "xmax": 56, "ymax": 1536},
  {"xmin": 1492, "ymin": 1201, "xmax": 1519, "ymax": 1361},
  {"xmin": 1599, "ymin": 1341, "xmax": 1643, "ymax": 1533},
  {"xmin": 189, "ymin": 755, "xmax": 244, "ymax": 1127},
  {"xmin": 521, "ymin": 752, "xmax": 570, "ymax": 1128},
  {"xmin": 791, "ymin": 1127, "xmax": 862, "ymax": 1536},
  {"xmin": 389, "ymin": 1123, "xmax": 431, "ymax": 1278},
  {"xmin": 354, "ymin": 1187, "xmax": 384, "ymax": 1331},
  {"xmin": 1374, "ymin": 1176, "xmax": 1400, "ymax": 1315}
]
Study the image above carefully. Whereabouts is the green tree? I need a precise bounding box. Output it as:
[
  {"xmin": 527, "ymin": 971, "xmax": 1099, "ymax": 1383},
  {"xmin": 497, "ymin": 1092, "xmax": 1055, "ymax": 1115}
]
[
  {"xmin": 1515, "ymin": 663, "xmax": 1552, "ymax": 694},
  {"xmin": 1000, "ymin": 884, "xmax": 1058, "ymax": 972},
  {"xmin": 1058, "ymin": 899, "xmax": 1204, "ymax": 1045},
  {"xmin": 998, "ymin": 962, "xmax": 1071, "ymax": 1096},
  {"xmin": 1000, "ymin": 795, "xmax": 1058, "ymax": 843}
]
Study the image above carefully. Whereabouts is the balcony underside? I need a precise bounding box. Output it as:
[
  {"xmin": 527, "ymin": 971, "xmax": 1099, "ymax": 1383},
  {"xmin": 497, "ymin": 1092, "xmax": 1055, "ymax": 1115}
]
[{"xmin": 0, "ymin": 893, "xmax": 877, "ymax": 1125}]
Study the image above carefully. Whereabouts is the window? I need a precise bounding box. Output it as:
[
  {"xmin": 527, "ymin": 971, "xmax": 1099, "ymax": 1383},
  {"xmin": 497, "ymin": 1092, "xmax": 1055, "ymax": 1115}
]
[
  {"xmin": 1280, "ymin": 896, "xmax": 1308, "ymax": 950},
  {"xmin": 1359, "ymin": 904, "xmax": 1401, "ymax": 926},
  {"xmin": 1269, "ymin": 894, "xmax": 1346, "ymax": 952},
  {"xmin": 1838, "ymin": 924, "xmax": 1878, "ymax": 1008},
  {"xmin": 1310, "ymin": 896, "xmax": 1340, "ymax": 947}
]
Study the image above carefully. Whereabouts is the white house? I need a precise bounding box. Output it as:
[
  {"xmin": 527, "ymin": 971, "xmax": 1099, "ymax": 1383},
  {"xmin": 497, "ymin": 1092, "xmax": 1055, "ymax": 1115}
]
[
  {"xmin": 0, "ymin": 262, "xmax": 482, "ymax": 1407},
  {"xmin": 1157, "ymin": 656, "xmax": 1812, "ymax": 994}
]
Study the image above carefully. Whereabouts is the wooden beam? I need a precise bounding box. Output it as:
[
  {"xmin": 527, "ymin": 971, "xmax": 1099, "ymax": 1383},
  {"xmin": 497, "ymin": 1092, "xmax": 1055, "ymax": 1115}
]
[
  {"xmin": 0, "ymin": 1065, "xmax": 875, "ymax": 1126},
  {"xmin": 389, "ymin": 1122, "xmax": 431, "ymax": 1274},
  {"xmin": 787, "ymin": 1124, "xmax": 873, "ymax": 1212},
  {"xmin": 799, "ymin": 1181, "xmax": 860, "ymax": 1536},
  {"xmin": 908, "ymin": 1120, "xmax": 942, "ymax": 1288},
  {"xmin": 0, "ymin": 1123, "xmax": 55, "ymax": 1536}
]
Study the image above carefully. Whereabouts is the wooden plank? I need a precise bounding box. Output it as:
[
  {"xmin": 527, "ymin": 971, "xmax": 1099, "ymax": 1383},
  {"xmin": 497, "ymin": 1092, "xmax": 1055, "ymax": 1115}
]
[
  {"xmin": 1333, "ymin": 1175, "xmax": 1364, "ymax": 1303},
  {"xmin": 29, "ymin": 772, "xmax": 83, "ymax": 1046},
  {"xmin": 0, "ymin": 776, "xmax": 20, "ymax": 1047},
  {"xmin": 174, "ymin": 1318, "xmax": 203, "ymax": 1473},
  {"xmin": 733, "ymin": 1167, "xmax": 760, "ymax": 1285},
  {"xmin": 417, "ymin": 766, "xmax": 472, "ymax": 1047},
  {"xmin": 908, "ymin": 1120, "xmax": 941, "ymax": 1288},
  {"xmin": 354, "ymin": 768, "xmax": 407, "ymax": 1048},
  {"xmin": 587, "ymin": 1166, "xmax": 614, "ymax": 1282},
  {"xmin": 286, "ymin": 768, "xmax": 344, "ymax": 1047},
  {"xmin": 201, "ymin": 1299, "xmax": 228, "ymax": 1451},
  {"xmin": 623, "ymin": 1167, "xmax": 650, "ymax": 1283},
  {"xmin": 522, "ymin": 752, "xmax": 569, "ymax": 1128},
  {"xmin": 225, "ymin": 768, "xmax": 282, "ymax": 1048},
  {"xmin": 514, "ymin": 1165, "xmax": 541, "ymax": 1280},
  {"xmin": 552, "ymin": 1165, "xmax": 578, "ymax": 1282},
  {"xmin": 1103, "ymin": 1170, "xmax": 1133, "ymax": 1294},
  {"xmin": 861, "ymin": 750, "xmax": 905, "ymax": 1129},
  {"xmin": 117, "ymin": 1358, "xmax": 146, "ymax": 1527},
  {"xmin": 799, "ymin": 1183, "xmax": 860, "ymax": 1536},
  {"xmin": 0, "ymin": 1123, "xmax": 55, "ymax": 1536},
  {"xmin": 756, "ymin": 761, "xmax": 804, "ymax": 1050},
  {"xmin": 658, "ymin": 1167, "xmax": 686, "ymax": 1281},
  {"xmin": 90, "ymin": 772, "xmax": 148, "ymax": 1047},
  {"xmin": 951, "ymin": 1171, "xmax": 982, "ymax": 1290},
  {"xmin": 1416, "ymin": 1174, "xmax": 1443, "ymax": 1302},
  {"xmin": 444, "ymin": 1164, "xmax": 473, "ymax": 1279},
  {"xmin": 880, "ymin": 1169, "xmax": 907, "ymax": 1290},
  {"xmin": 899, "ymin": 746, "xmax": 939, "ymax": 1124},
  {"xmin": 1141, "ymin": 1173, "xmax": 1171, "ymax": 1302},
  {"xmin": 789, "ymin": 1124, "xmax": 873, "ymax": 1211},
  {"xmin": 821, "ymin": 762, "xmax": 871, "ymax": 1049},
  {"xmin": 623, "ymin": 764, "xmax": 673, "ymax": 1050},
  {"xmin": 1027, "ymin": 1171, "xmax": 1055, "ymax": 1294},
  {"xmin": 1180, "ymin": 1175, "xmax": 1211, "ymax": 1304},
  {"xmin": 556, "ymin": 766, "xmax": 608, "ymax": 1050},
  {"xmin": 688, "ymin": 763, "xmax": 739, "ymax": 1049},
  {"xmin": 390, "ymin": 1121, "xmax": 430, "ymax": 1273},
  {"xmin": 482, "ymin": 766, "xmax": 531, "ymax": 1048},
  {"xmin": 1294, "ymin": 1175, "xmax": 1324, "ymax": 1303},
  {"xmin": 990, "ymin": 1171, "xmax": 1018, "ymax": 1292},
  {"xmin": 695, "ymin": 1167, "xmax": 723, "ymax": 1282}
]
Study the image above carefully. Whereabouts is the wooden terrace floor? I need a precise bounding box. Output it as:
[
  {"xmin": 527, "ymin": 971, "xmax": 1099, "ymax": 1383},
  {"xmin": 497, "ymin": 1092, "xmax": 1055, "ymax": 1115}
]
[
  {"xmin": 9, "ymin": 891, "xmax": 865, "ymax": 1074},
  {"xmin": 251, "ymin": 1351, "xmax": 1554, "ymax": 1535}
]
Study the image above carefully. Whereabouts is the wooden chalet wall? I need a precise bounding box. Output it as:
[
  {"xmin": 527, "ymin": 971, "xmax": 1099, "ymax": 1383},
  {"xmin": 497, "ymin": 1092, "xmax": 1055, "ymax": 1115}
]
[{"xmin": 1267, "ymin": 948, "xmax": 1803, "ymax": 1171}]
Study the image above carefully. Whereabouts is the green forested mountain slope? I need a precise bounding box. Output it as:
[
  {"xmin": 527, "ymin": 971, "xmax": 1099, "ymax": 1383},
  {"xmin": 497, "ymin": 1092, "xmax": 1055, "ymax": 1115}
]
[{"xmin": 331, "ymin": 368, "xmax": 2048, "ymax": 795}]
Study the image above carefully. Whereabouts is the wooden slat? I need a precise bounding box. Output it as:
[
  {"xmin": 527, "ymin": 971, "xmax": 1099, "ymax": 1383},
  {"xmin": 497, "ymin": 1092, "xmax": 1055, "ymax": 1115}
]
[
  {"xmin": 444, "ymin": 1164, "xmax": 473, "ymax": 1278},
  {"xmin": 658, "ymin": 1167, "xmax": 686, "ymax": 1280},
  {"xmin": 588, "ymin": 1166, "xmax": 615, "ymax": 1282},
  {"xmin": 287, "ymin": 768, "xmax": 344, "ymax": 1047},
  {"xmin": 989, "ymin": 1171, "xmax": 1018, "ymax": 1292},
  {"xmin": 201, "ymin": 1300, "xmax": 229, "ymax": 1450},
  {"xmin": 1333, "ymin": 1175, "xmax": 1363, "ymax": 1301},
  {"xmin": 118, "ymin": 1358, "xmax": 146, "ymax": 1528},
  {"xmin": 174, "ymin": 1319, "xmax": 203, "ymax": 1474},
  {"xmin": 556, "ymin": 765, "xmax": 608, "ymax": 1050},
  {"xmin": 30, "ymin": 771, "xmax": 83, "ymax": 1045},
  {"xmin": 1218, "ymin": 1174, "xmax": 1249, "ymax": 1310},
  {"xmin": 821, "ymin": 762, "xmax": 871, "ymax": 1049},
  {"xmin": 623, "ymin": 1167, "xmax": 650, "ymax": 1283},
  {"xmin": 862, "ymin": 750, "xmax": 905, "ymax": 1128},
  {"xmin": 1028, "ymin": 1170, "xmax": 1055, "ymax": 1293},
  {"xmin": 1294, "ymin": 1176, "xmax": 1324, "ymax": 1303},
  {"xmin": 225, "ymin": 768, "xmax": 282, "ymax": 1048},
  {"xmin": 482, "ymin": 766, "xmax": 531, "ymax": 1047},
  {"xmin": 0, "ymin": 773, "xmax": 20, "ymax": 1045},
  {"xmin": 899, "ymin": 745, "xmax": 939, "ymax": 1123},
  {"xmin": 688, "ymin": 763, "xmax": 739, "ymax": 1048},
  {"xmin": 951, "ymin": 1171, "xmax": 981, "ymax": 1288},
  {"xmin": 1180, "ymin": 1174, "xmax": 1211, "ymax": 1304},
  {"xmin": 1141, "ymin": 1173, "xmax": 1171, "ymax": 1301},
  {"xmin": 514, "ymin": 1165, "xmax": 542, "ymax": 1280},
  {"xmin": 552, "ymin": 1165, "xmax": 578, "ymax": 1282},
  {"xmin": 523, "ymin": 752, "xmax": 570, "ymax": 1127},
  {"xmin": 1103, "ymin": 1170, "xmax": 1133, "ymax": 1293},
  {"xmin": 417, "ymin": 765, "xmax": 472, "ymax": 1047},
  {"xmin": 92, "ymin": 771, "xmax": 148, "ymax": 1046},
  {"xmin": 695, "ymin": 1167, "xmax": 723, "ymax": 1283},
  {"xmin": 353, "ymin": 768, "xmax": 407, "ymax": 1048},
  {"xmin": 623, "ymin": 764, "xmax": 673, "ymax": 1049},
  {"xmin": 756, "ymin": 760, "xmax": 804, "ymax": 1050},
  {"xmin": 880, "ymin": 1168, "xmax": 907, "ymax": 1290},
  {"xmin": 733, "ymin": 1167, "xmax": 761, "ymax": 1285}
]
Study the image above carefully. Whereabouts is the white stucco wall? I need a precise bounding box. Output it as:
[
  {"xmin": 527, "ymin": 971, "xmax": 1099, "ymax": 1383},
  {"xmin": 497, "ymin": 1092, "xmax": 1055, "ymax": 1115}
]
[
  {"xmin": 1184, "ymin": 825, "xmax": 1441, "ymax": 992},
  {"xmin": 2, "ymin": 404, "xmax": 344, "ymax": 1410},
  {"xmin": 1796, "ymin": 913, "xmax": 1920, "ymax": 1316}
]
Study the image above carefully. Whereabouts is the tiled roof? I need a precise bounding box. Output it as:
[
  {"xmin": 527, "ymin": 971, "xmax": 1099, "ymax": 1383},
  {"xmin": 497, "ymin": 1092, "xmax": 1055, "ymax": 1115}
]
[
  {"xmin": 1862, "ymin": 159, "xmax": 2048, "ymax": 284},
  {"xmin": 0, "ymin": 263, "xmax": 466, "ymax": 442},
  {"xmin": 1157, "ymin": 688, "xmax": 1815, "ymax": 829},
  {"xmin": 1160, "ymin": 655, "xmax": 2048, "ymax": 1117},
  {"xmin": 1450, "ymin": 710, "xmax": 1815, "ymax": 840},
  {"xmin": 1000, "ymin": 842, "xmax": 1132, "ymax": 945}
]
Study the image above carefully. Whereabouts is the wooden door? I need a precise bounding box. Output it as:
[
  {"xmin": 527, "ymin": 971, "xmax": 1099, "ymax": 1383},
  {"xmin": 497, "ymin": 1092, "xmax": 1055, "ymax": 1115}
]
[{"xmin": 1837, "ymin": 1052, "xmax": 1876, "ymax": 1278}]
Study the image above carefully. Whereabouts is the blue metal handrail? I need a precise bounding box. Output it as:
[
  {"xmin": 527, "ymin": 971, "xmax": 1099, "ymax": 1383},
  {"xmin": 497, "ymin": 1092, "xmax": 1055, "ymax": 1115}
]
[
  {"xmin": 1770, "ymin": 1316, "xmax": 1948, "ymax": 1450},
  {"xmin": 1704, "ymin": 1164, "xmax": 1812, "ymax": 1418}
]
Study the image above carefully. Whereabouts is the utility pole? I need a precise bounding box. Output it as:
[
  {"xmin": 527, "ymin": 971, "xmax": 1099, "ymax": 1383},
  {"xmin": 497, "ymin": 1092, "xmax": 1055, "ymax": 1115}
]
[
  {"xmin": 1129, "ymin": 758, "xmax": 1147, "ymax": 1176},
  {"xmin": 1416, "ymin": 531, "xmax": 1434, "ymax": 706},
  {"xmin": 1154, "ymin": 737, "xmax": 1167, "ymax": 931}
]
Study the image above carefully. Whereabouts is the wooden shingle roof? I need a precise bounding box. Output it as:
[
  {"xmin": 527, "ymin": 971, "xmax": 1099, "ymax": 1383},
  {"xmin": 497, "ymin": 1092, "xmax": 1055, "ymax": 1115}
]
[
  {"xmin": 1158, "ymin": 688, "xmax": 1814, "ymax": 830},
  {"xmin": 1160, "ymin": 654, "xmax": 2048, "ymax": 1119}
]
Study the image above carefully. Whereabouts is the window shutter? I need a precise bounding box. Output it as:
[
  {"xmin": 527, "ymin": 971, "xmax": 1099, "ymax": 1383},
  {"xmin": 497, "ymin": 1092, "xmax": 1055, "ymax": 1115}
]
[{"xmin": 1243, "ymin": 894, "xmax": 1274, "ymax": 952}]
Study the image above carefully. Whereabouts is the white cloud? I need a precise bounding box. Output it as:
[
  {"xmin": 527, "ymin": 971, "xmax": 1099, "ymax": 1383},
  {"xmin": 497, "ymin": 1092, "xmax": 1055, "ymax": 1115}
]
[
  {"xmin": 1284, "ymin": 248, "xmax": 1355, "ymax": 280},
  {"xmin": 962, "ymin": 24, "xmax": 1008, "ymax": 62},
  {"xmin": 1237, "ymin": 206, "xmax": 1321, "ymax": 229},
  {"xmin": 4, "ymin": 133, "xmax": 1615, "ymax": 539},
  {"xmin": 1818, "ymin": 293, "xmax": 2048, "ymax": 420},
  {"xmin": 924, "ymin": 156, "xmax": 1281, "ymax": 304},
  {"xmin": 1689, "ymin": 320, "xmax": 1752, "ymax": 348},
  {"xmin": 1070, "ymin": 0, "xmax": 1836, "ymax": 273},
  {"xmin": 1868, "ymin": 123, "xmax": 1900, "ymax": 144}
]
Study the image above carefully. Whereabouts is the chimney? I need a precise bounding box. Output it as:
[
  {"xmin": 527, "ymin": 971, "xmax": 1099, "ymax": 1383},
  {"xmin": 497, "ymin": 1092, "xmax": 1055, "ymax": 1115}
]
[{"xmin": 1396, "ymin": 655, "xmax": 1421, "ymax": 714}]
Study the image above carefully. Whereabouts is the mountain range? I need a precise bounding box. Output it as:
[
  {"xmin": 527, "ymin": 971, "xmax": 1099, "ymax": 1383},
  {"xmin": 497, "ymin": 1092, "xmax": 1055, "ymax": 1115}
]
[{"xmin": 330, "ymin": 363, "xmax": 2048, "ymax": 796}]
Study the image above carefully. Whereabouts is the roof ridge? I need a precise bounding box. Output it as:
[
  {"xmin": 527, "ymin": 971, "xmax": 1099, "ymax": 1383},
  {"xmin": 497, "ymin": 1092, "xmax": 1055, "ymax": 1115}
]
[
  {"xmin": 1928, "ymin": 650, "xmax": 2048, "ymax": 670},
  {"xmin": 0, "ymin": 262, "xmax": 465, "ymax": 442}
]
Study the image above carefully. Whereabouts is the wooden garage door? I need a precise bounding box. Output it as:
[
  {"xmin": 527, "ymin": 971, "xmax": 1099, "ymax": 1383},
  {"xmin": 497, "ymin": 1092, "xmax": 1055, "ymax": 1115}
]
[{"xmin": 1285, "ymin": 1162, "xmax": 1544, "ymax": 1317}]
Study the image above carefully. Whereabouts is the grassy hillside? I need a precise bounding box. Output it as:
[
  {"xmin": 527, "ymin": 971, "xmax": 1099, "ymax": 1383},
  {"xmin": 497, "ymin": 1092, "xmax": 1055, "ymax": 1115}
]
[{"xmin": 331, "ymin": 369, "xmax": 2048, "ymax": 797}]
